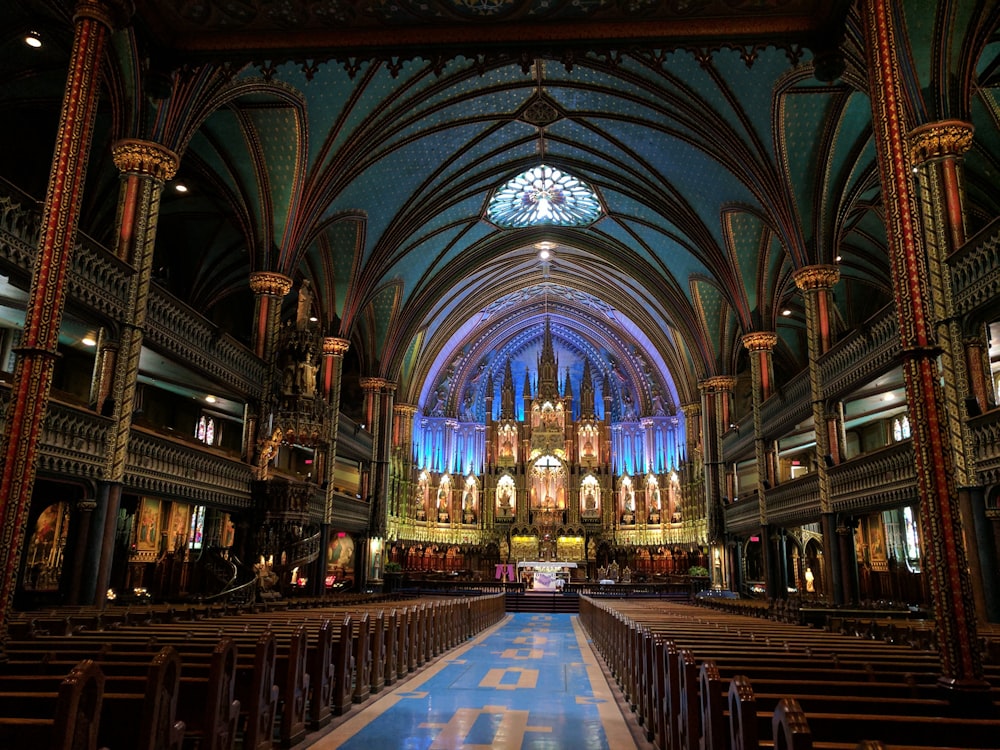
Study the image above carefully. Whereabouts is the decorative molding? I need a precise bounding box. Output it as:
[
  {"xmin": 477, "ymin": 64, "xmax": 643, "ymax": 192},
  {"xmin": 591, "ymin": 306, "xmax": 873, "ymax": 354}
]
[
  {"xmin": 323, "ymin": 337, "xmax": 351, "ymax": 356},
  {"xmin": 249, "ymin": 271, "xmax": 293, "ymax": 297},
  {"xmin": 907, "ymin": 120, "xmax": 974, "ymax": 165},
  {"xmin": 792, "ymin": 264, "xmax": 840, "ymax": 291},
  {"xmin": 741, "ymin": 331, "xmax": 778, "ymax": 352},
  {"xmin": 111, "ymin": 139, "xmax": 179, "ymax": 181}
]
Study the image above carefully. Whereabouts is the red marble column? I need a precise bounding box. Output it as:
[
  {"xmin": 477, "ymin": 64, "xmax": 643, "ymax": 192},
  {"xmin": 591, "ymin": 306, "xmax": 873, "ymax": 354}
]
[
  {"xmin": 862, "ymin": 0, "xmax": 984, "ymax": 690},
  {"xmin": 0, "ymin": 0, "xmax": 128, "ymax": 645}
]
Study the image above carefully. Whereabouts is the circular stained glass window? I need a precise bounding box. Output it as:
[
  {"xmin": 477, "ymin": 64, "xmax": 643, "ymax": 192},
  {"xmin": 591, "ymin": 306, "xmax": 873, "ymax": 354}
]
[{"xmin": 487, "ymin": 165, "xmax": 602, "ymax": 228}]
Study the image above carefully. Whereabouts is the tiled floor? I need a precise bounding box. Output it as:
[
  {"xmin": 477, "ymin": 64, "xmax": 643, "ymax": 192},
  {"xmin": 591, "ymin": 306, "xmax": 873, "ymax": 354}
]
[{"xmin": 305, "ymin": 613, "xmax": 645, "ymax": 749}]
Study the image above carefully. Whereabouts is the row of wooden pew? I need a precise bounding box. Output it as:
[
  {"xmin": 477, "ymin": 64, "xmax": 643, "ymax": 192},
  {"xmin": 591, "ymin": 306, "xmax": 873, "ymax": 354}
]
[
  {"xmin": 0, "ymin": 592, "xmax": 506, "ymax": 750},
  {"xmin": 579, "ymin": 596, "xmax": 1000, "ymax": 750}
]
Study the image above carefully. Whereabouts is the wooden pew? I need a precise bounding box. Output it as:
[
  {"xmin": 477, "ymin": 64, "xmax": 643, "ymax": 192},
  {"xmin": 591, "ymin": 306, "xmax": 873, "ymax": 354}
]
[{"xmin": 0, "ymin": 659, "xmax": 104, "ymax": 750}]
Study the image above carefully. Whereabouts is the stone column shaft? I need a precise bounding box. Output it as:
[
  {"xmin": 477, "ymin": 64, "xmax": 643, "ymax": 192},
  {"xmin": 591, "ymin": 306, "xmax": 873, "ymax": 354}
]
[
  {"xmin": 0, "ymin": 0, "xmax": 126, "ymax": 643},
  {"xmin": 862, "ymin": 0, "xmax": 983, "ymax": 689}
]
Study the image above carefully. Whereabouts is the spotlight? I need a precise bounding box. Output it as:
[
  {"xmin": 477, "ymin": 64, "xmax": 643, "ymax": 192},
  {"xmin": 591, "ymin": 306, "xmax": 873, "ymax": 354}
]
[{"xmin": 24, "ymin": 30, "xmax": 42, "ymax": 48}]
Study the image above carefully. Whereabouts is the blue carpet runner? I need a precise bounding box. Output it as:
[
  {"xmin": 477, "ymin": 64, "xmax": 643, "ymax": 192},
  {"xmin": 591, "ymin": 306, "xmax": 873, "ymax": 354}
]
[{"xmin": 311, "ymin": 612, "xmax": 637, "ymax": 749}]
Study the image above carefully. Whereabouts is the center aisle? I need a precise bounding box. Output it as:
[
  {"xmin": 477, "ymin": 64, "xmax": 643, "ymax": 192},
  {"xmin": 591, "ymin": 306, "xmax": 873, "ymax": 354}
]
[{"xmin": 308, "ymin": 612, "xmax": 639, "ymax": 749}]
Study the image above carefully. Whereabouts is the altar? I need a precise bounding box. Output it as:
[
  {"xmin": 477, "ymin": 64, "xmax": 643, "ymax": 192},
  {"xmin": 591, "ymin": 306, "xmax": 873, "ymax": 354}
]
[{"xmin": 517, "ymin": 561, "xmax": 577, "ymax": 591}]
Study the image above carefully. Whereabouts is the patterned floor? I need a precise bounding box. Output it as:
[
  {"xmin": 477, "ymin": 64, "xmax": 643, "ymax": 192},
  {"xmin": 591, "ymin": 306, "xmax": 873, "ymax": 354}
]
[{"xmin": 307, "ymin": 613, "xmax": 638, "ymax": 749}]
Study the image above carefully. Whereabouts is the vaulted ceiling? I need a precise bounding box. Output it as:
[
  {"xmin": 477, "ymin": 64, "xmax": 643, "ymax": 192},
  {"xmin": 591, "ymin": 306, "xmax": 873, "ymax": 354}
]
[{"xmin": 2, "ymin": 0, "xmax": 999, "ymax": 424}]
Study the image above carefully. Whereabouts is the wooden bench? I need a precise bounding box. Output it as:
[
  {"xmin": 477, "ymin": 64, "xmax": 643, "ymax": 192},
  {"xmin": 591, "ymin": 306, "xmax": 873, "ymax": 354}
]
[{"xmin": 0, "ymin": 659, "xmax": 104, "ymax": 750}]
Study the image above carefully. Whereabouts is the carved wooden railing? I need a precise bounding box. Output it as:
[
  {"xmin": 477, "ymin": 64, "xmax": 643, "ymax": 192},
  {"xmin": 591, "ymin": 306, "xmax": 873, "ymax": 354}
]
[
  {"xmin": 0, "ymin": 181, "xmax": 131, "ymax": 321},
  {"xmin": 828, "ymin": 441, "xmax": 917, "ymax": 515},
  {"xmin": 0, "ymin": 383, "xmax": 111, "ymax": 481},
  {"xmin": 948, "ymin": 216, "xmax": 1000, "ymax": 319},
  {"xmin": 765, "ymin": 472, "xmax": 819, "ymax": 527},
  {"xmin": 819, "ymin": 304, "xmax": 900, "ymax": 399},
  {"xmin": 969, "ymin": 406, "xmax": 1000, "ymax": 486},
  {"xmin": 0, "ymin": 177, "xmax": 265, "ymax": 399},
  {"xmin": 723, "ymin": 495, "xmax": 760, "ymax": 535},
  {"xmin": 127, "ymin": 427, "xmax": 253, "ymax": 509},
  {"xmin": 760, "ymin": 370, "xmax": 811, "ymax": 438}
]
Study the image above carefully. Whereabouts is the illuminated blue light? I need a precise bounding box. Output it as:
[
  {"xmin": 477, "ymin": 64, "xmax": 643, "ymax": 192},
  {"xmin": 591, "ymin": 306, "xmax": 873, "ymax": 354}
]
[{"xmin": 487, "ymin": 165, "xmax": 602, "ymax": 228}]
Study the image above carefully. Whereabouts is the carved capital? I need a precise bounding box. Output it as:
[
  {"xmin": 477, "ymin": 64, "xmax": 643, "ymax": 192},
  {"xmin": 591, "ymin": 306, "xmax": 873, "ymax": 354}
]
[
  {"xmin": 112, "ymin": 139, "xmax": 179, "ymax": 181},
  {"xmin": 360, "ymin": 376, "xmax": 395, "ymax": 393},
  {"xmin": 793, "ymin": 265, "xmax": 840, "ymax": 291},
  {"xmin": 394, "ymin": 403, "xmax": 419, "ymax": 416},
  {"xmin": 323, "ymin": 337, "xmax": 350, "ymax": 356},
  {"xmin": 741, "ymin": 331, "xmax": 778, "ymax": 352},
  {"xmin": 698, "ymin": 376, "xmax": 737, "ymax": 393},
  {"xmin": 908, "ymin": 120, "xmax": 974, "ymax": 165},
  {"xmin": 249, "ymin": 271, "xmax": 292, "ymax": 297},
  {"xmin": 680, "ymin": 402, "xmax": 701, "ymax": 419}
]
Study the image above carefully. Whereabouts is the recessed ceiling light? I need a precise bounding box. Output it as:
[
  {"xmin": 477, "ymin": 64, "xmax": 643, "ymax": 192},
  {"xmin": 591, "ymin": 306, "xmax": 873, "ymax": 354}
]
[
  {"xmin": 781, "ymin": 309, "xmax": 792, "ymax": 317},
  {"xmin": 24, "ymin": 31, "xmax": 41, "ymax": 48},
  {"xmin": 174, "ymin": 183, "xmax": 188, "ymax": 193},
  {"xmin": 835, "ymin": 255, "xmax": 842, "ymax": 262},
  {"xmin": 205, "ymin": 395, "xmax": 217, "ymax": 403},
  {"xmin": 81, "ymin": 335, "xmax": 97, "ymax": 347},
  {"xmin": 539, "ymin": 249, "xmax": 551, "ymax": 260},
  {"xmin": 309, "ymin": 316, "xmax": 318, "ymax": 322},
  {"xmin": 883, "ymin": 393, "xmax": 895, "ymax": 401}
]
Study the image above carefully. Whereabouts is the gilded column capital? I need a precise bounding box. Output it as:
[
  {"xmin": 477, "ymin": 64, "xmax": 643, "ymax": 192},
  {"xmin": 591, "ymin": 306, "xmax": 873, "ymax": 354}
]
[
  {"xmin": 793, "ymin": 265, "xmax": 840, "ymax": 291},
  {"xmin": 741, "ymin": 331, "xmax": 778, "ymax": 352},
  {"xmin": 698, "ymin": 376, "xmax": 737, "ymax": 393},
  {"xmin": 394, "ymin": 404, "xmax": 419, "ymax": 416},
  {"xmin": 680, "ymin": 402, "xmax": 701, "ymax": 418},
  {"xmin": 74, "ymin": 0, "xmax": 133, "ymax": 28},
  {"xmin": 360, "ymin": 377, "xmax": 395, "ymax": 393},
  {"xmin": 249, "ymin": 271, "xmax": 292, "ymax": 297},
  {"xmin": 111, "ymin": 139, "xmax": 179, "ymax": 181},
  {"xmin": 323, "ymin": 337, "xmax": 351, "ymax": 356},
  {"xmin": 907, "ymin": 120, "xmax": 974, "ymax": 165}
]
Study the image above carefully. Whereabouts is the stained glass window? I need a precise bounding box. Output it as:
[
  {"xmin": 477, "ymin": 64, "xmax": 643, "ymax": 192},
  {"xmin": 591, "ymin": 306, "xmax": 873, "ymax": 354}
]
[{"xmin": 487, "ymin": 165, "xmax": 602, "ymax": 227}]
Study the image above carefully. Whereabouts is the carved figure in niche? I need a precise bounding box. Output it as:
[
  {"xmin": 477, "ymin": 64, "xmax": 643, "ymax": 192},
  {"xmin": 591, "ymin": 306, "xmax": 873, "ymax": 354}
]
[
  {"xmin": 651, "ymin": 389, "xmax": 667, "ymax": 416},
  {"xmin": 437, "ymin": 485, "xmax": 448, "ymax": 510},
  {"xmin": 297, "ymin": 359, "xmax": 318, "ymax": 397},
  {"xmin": 430, "ymin": 390, "xmax": 446, "ymax": 416},
  {"xmin": 499, "ymin": 428, "xmax": 514, "ymax": 457},
  {"xmin": 583, "ymin": 486, "xmax": 597, "ymax": 512},
  {"xmin": 622, "ymin": 389, "xmax": 635, "ymax": 419},
  {"xmin": 624, "ymin": 486, "xmax": 635, "ymax": 512}
]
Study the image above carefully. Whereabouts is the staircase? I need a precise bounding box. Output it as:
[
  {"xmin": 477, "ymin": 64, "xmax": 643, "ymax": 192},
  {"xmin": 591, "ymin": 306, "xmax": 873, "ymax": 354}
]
[{"xmin": 505, "ymin": 590, "xmax": 580, "ymax": 614}]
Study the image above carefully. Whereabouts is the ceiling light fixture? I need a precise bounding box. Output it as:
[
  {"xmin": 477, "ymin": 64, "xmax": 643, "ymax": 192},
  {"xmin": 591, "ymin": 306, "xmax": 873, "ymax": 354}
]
[
  {"xmin": 539, "ymin": 249, "xmax": 551, "ymax": 260},
  {"xmin": 781, "ymin": 308, "xmax": 792, "ymax": 317},
  {"xmin": 174, "ymin": 183, "xmax": 188, "ymax": 193},
  {"xmin": 24, "ymin": 30, "xmax": 42, "ymax": 48},
  {"xmin": 205, "ymin": 395, "xmax": 217, "ymax": 403},
  {"xmin": 81, "ymin": 334, "xmax": 97, "ymax": 347}
]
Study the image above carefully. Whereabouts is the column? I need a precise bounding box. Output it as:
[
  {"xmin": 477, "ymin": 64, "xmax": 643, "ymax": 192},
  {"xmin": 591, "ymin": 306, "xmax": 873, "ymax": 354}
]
[
  {"xmin": 313, "ymin": 336, "xmax": 348, "ymax": 595},
  {"xmin": 699, "ymin": 376, "xmax": 735, "ymax": 561},
  {"xmin": 742, "ymin": 331, "xmax": 781, "ymax": 597},
  {"xmin": 89, "ymin": 139, "xmax": 180, "ymax": 604},
  {"xmin": 908, "ymin": 121, "xmax": 1000, "ymax": 623},
  {"xmin": 0, "ymin": 0, "xmax": 129, "ymax": 644},
  {"xmin": 248, "ymin": 272, "xmax": 292, "ymax": 471},
  {"xmin": 680, "ymin": 402, "xmax": 702, "ymax": 530},
  {"xmin": 862, "ymin": 0, "xmax": 985, "ymax": 691},
  {"xmin": 393, "ymin": 404, "xmax": 418, "ymax": 519},
  {"xmin": 793, "ymin": 265, "xmax": 845, "ymax": 604},
  {"xmin": 361, "ymin": 377, "xmax": 396, "ymax": 540}
]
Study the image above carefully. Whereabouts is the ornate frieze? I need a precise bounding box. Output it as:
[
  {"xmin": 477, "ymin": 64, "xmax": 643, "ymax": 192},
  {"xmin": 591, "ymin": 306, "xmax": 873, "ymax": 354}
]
[
  {"xmin": 249, "ymin": 271, "xmax": 293, "ymax": 297},
  {"xmin": 111, "ymin": 139, "xmax": 179, "ymax": 181},
  {"xmin": 792, "ymin": 264, "xmax": 840, "ymax": 291},
  {"xmin": 907, "ymin": 120, "xmax": 974, "ymax": 165}
]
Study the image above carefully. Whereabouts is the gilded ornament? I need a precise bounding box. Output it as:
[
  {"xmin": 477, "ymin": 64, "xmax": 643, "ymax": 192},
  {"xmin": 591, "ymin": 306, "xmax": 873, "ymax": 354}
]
[
  {"xmin": 698, "ymin": 376, "xmax": 737, "ymax": 393},
  {"xmin": 907, "ymin": 120, "xmax": 974, "ymax": 165},
  {"xmin": 323, "ymin": 337, "xmax": 350, "ymax": 356},
  {"xmin": 741, "ymin": 331, "xmax": 778, "ymax": 352},
  {"xmin": 112, "ymin": 139, "xmax": 179, "ymax": 181},
  {"xmin": 249, "ymin": 271, "xmax": 292, "ymax": 296},
  {"xmin": 793, "ymin": 265, "xmax": 840, "ymax": 291}
]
